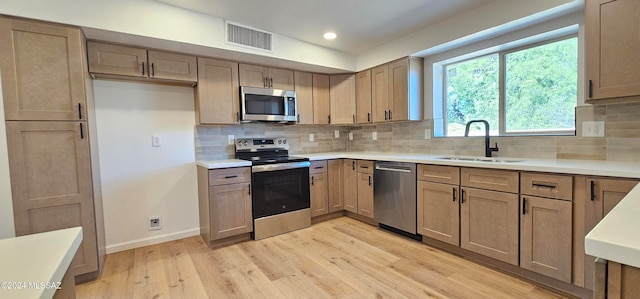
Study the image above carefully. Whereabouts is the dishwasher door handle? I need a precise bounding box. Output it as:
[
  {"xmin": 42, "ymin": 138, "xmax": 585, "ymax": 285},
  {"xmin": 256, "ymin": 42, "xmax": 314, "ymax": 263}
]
[{"xmin": 375, "ymin": 166, "xmax": 412, "ymax": 173}]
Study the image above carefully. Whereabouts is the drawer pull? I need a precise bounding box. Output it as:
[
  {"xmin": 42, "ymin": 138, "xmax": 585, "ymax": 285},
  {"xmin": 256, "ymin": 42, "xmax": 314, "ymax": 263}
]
[
  {"xmin": 532, "ymin": 183, "xmax": 556, "ymax": 189},
  {"xmin": 352, "ymin": 161, "xmax": 355, "ymax": 170},
  {"xmin": 522, "ymin": 197, "xmax": 527, "ymax": 215},
  {"xmin": 360, "ymin": 165, "xmax": 369, "ymax": 169},
  {"xmin": 590, "ymin": 180, "xmax": 596, "ymax": 201},
  {"xmin": 224, "ymin": 175, "xmax": 238, "ymax": 179},
  {"xmin": 314, "ymin": 166, "xmax": 324, "ymax": 169},
  {"xmin": 452, "ymin": 187, "xmax": 457, "ymax": 202}
]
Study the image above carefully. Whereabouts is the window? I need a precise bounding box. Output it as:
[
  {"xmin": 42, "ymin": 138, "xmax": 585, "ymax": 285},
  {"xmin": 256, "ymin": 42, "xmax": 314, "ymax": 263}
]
[{"xmin": 439, "ymin": 36, "xmax": 577, "ymax": 137}]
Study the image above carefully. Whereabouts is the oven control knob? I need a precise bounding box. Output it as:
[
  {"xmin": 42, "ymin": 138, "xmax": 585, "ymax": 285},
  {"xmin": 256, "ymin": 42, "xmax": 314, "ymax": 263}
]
[
  {"xmin": 278, "ymin": 140, "xmax": 282, "ymax": 144},
  {"xmin": 243, "ymin": 141, "xmax": 248, "ymax": 146},
  {"xmin": 237, "ymin": 141, "xmax": 242, "ymax": 146},
  {"xmin": 283, "ymin": 140, "xmax": 287, "ymax": 144}
]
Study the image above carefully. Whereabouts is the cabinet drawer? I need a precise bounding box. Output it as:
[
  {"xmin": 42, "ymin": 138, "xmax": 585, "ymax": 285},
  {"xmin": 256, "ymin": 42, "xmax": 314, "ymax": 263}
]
[
  {"xmin": 209, "ymin": 167, "xmax": 250, "ymax": 186},
  {"xmin": 309, "ymin": 160, "xmax": 328, "ymax": 174},
  {"xmin": 357, "ymin": 160, "xmax": 373, "ymax": 174},
  {"xmin": 521, "ymin": 172, "xmax": 573, "ymax": 201},
  {"xmin": 461, "ymin": 168, "xmax": 519, "ymax": 193},
  {"xmin": 417, "ymin": 164, "xmax": 460, "ymax": 184}
]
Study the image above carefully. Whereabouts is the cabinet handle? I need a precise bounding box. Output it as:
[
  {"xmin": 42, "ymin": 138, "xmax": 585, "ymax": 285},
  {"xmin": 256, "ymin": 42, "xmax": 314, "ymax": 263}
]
[
  {"xmin": 79, "ymin": 123, "xmax": 84, "ymax": 139},
  {"xmin": 590, "ymin": 180, "xmax": 596, "ymax": 201},
  {"xmin": 532, "ymin": 183, "xmax": 556, "ymax": 189},
  {"xmin": 452, "ymin": 187, "xmax": 456, "ymax": 202},
  {"xmin": 461, "ymin": 188, "xmax": 465, "ymax": 203},
  {"xmin": 264, "ymin": 77, "xmax": 268, "ymax": 88},
  {"xmin": 368, "ymin": 175, "xmax": 372, "ymax": 186},
  {"xmin": 78, "ymin": 103, "xmax": 83, "ymax": 120},
  {"xmin": 311, "ymin": 176, "xmax": 314, "ymax": 186},
  {"xmin": 269, "ymin": 77, "xmax": 273, "ymax": 88},
  {"xmin": 367, "ymin": 113, "xmax": 371, "ymax": 122},
  {"xmin": 151, "ymin": 63, "xmax": 155, "ymax": 77},
  {"xmin": 588, "ymin": 80, "xmax": 593, "ymax": 98},
  {"xmin": 384, "ymin": 110, "xmax": 388, "ymax": 120},
  {"xmin": 236, "ymin": 112, "xmax": 240, "ymax": 123},
  {"xmin": 314, "ymin": 166, "xmax": 324, "ymax": 169},
  {"xmin": 224, "ymin": 175, "xmax": 238, "ymax": 179},
  {"xmin": 359, "ymin": 165, "xmax": 368, "ymax": 169},
  {"xmin": 353, "ymin": 114, "xmax": 355, "ymax": 123},
  {"xmin": 522, "ymin": 197, "xmax": 527, "ymax": 215},
  {"xmin": 141, "ymin": 61, "xmax": 145, "ymax": 76},
  {"xmin": 248, "ymin": 183, "xmax": 251, "ymax": 195},
  {"xmin": 352, "ymin": 161, "xmax": 355, "ymax": 170},
  {"xmin": 328, "ymin": 115, "xmax": 331, "ymax": 124},
  {"xmin": 297, "ymin": 114, "xmax": 300, "ymax": 123},
  {"xmin": 389, "ymin": 110, "xmax": 392, "ymax": 120}
]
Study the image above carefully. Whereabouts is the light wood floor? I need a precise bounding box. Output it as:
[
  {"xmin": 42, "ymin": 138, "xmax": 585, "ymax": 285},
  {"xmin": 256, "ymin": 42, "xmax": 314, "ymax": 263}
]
[{"xmin": 76, "ymin": 217, "xmax": 571, "ymax": 298}]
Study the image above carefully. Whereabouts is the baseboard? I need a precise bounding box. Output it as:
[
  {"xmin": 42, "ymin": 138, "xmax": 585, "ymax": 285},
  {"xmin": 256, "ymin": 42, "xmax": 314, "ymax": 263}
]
[{"xmin": 105, "ymin": 228, "xmax": 200, "ymax": 254}]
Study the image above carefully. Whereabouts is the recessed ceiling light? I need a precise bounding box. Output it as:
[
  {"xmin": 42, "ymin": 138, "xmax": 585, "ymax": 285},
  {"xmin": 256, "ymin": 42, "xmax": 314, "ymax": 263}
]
[{"xmin": 323, "ymin": 32, "xmax": 337, "ymax": 40}]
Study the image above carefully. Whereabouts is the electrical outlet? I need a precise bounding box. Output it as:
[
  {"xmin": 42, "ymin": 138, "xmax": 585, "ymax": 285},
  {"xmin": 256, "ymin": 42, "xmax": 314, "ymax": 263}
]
[
  {"xmin": 309, "ymin": 133, "xmax": 314, "ymax": 142},
  {"xmin": 148, "ymin": 216, "xmax": 161, "ymax": 231},
  {"xmin": 424, "ymin": 129, "xmax": 431, "ymax": 140},
  {"xmin": 152, "ymin": 134, "xmax": 161, "ymax": 147},
  {"xmin": 334, "ymin": 130, "xmax": 340, "ymax": 138},
  {"xmin": 372, "ymin": 132, "xmax": 377, "ymax": 140},
  {"xmin": 582, "ymin": 121, "xmax": 605, "ymax": 137},
  {"xmin": 348, "ymin": 132, "xmax": 353, "ymax": 141},
  {"xmin": 228, "ymin": 135, "xmax": 235, "ymax": 145}
]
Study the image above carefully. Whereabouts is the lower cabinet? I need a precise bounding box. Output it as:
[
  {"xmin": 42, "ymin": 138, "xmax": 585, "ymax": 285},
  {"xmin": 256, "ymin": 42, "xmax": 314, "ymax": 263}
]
[
  {"xmin": 310, "ymin": 161, "xmax": 329, "ymax": 217},
  {"xmin": 343, "ymin": 159, "xmax": 358, "ymax": 213},
  {"xmin": 356, "ymin": 160, "xmax": 374, "ymax": 219},
  {"xmin": 197, "ymin": 166, "xmax": 252, "ymax": 247},
  {"xmin": 416, "ymin": 164, "xmax": 461, "ymax": 246},
  {"xmin": 328, "ymin": 160, "xmax": 344, "ymax": 212},
  {"xmin": 600, "ymin": 261, "xmax": 640, "ymax": 299}
]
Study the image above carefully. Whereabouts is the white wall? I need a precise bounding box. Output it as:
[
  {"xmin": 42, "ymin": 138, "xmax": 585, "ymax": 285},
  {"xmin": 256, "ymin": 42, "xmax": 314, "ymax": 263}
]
[
  {"xmin": 0, "ymin": 71, "xmax": 15, "ymax": 239},
  {"xmin": 93, "ymin": 80, "xmax": 198, "ymax": 253}
]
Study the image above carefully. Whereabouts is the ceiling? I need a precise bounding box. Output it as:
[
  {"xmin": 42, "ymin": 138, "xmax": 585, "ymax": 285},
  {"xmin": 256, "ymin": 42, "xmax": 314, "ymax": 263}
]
[{"xmin": 155, "ymin": 0, "xmax": 495, "ymax": 55}]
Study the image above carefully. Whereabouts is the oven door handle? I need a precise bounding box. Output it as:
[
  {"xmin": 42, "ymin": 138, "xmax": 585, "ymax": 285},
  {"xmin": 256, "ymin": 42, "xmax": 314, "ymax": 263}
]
[{"xmin": 252, "ymin": 161, "xmax": 311, "ymax": 173}]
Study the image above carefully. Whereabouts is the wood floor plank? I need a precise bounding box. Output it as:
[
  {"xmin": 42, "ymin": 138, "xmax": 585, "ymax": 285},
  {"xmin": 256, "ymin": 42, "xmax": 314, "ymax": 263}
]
[{"xmin": 76, "ymin": 217, "xmax": 572, "ymax": 299}]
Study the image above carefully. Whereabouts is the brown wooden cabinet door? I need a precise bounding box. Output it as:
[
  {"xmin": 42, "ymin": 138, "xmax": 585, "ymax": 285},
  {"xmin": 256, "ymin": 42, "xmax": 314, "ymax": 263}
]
[
  {"xmin": 0, "ymin": 18, "xmax": 86, "ymax": 121},
  {"xmin": 328, "ymin": 160, "xmax": 344, "ymax": 213},
  {"xmin": 607, "ymin": 262, "xmax": 640, "ymax": 299},
  {"xmin": 238, "ymin": 63, "xmax": 267, "ymax": 87},
  {"xmin": 196, "ymin": 58, "xmax": 239, "ymax": 124},
  {"xmin": 520, "ymin": 195, "xmax": 572, "ymax": 282},
  {"xmin": 6, "ymin": 121, "xmax": 98, "ymax": 275},
  {"xmin": 417, "ymin": 181, "xmax": 460, "ymax": 246},
  {"xmin": 294, "ymin": 71, "xmax": 313, "ymax": 124},
  {"xmin": 209, "ymin": 182, "xmax": 252, "ymax": 240},
  {"xmin": 87, "ymin": 42, "xmax": 147, "ymax": 77},
  {"xmin": 343, "ymin": 159, "xmax": 358, "ymax": 213},
  {"xmin": 460, "ymin": 187, "xmax": 519, "ymax": 265},
  {"xmin": 586, "ymin": 0, "xmax": 640, "ymax": 101},
  {"xmin": 389, "ymin": 59, "xmax": 408, "ymax": 121},
  {"xmin": 147, "ymin": 50, "xmax": 197, "ymax": 82},
  {"xmin": 310, "ymin": 173, "xmax": 328, "ymax": 217},
  {"xmin": 583, "ymin": 177, "xmax": 639, "ymax": 290},
  {"xmin": 312, "ymin": 74, "xmax": 330, "ymax": 125},
  {"xmin": 356, "ymin": 70, "xmax": 372, "ymax": 124},
  {"xmin": 357, "ymin": 172, "xmax": 374, "ymax": 219},
  {"xmin": 371, "ymin": 64, "xmax": 389, "ymax": 123},
  {"xmin": 330, "ymin": 74, "xmax": 356, "ymax": 125},
  {"xmin": 268, "ymin": 67, "xmax": 295, "ymax": 90}
]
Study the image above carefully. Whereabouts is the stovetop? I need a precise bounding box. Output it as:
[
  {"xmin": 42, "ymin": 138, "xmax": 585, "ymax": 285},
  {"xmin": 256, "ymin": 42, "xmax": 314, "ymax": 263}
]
[{"xmin": 234, "ymin": 137, "xmax": 308, "ymax": 165}]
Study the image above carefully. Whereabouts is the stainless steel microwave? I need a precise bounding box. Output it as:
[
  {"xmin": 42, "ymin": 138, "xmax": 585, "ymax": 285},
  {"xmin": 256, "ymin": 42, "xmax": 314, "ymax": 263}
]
[{"xmin": 240, "ymin": 86, "xmax": 297, "ymax": 123}]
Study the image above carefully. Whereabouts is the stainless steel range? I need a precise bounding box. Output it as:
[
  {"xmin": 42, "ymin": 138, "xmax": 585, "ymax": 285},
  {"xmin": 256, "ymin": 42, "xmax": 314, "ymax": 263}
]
[{"xmin": 235, "ymin": 137, "xmax": 311, "ymax": 240}]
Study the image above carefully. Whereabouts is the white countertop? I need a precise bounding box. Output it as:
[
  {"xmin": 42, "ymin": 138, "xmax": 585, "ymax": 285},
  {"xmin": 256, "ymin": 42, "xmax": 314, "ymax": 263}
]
[
  {"xmin": 586, "ymin": 183, "xmax": 640, "ymax": 268},
  {"xmin": 197, "ymin": 159, "xmax": 251, "ymax": 169},
  {"xmin": 0, "ymin": 227, "xmax": 83, "ymax": 299}
]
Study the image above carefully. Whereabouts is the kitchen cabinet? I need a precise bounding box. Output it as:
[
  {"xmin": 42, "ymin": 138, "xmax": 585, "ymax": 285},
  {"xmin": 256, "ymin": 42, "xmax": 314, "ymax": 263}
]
[
  {"xmin": 585, "ymin": 0, "xmax": 640, "ymax": 102},
  {"xmin": 328, "ymin": 160, "xmax": 344, "ymax": 212},
  {"xmin": 356, "ymin": 70, "xmax": 373, "ymax": 124},
  {"xmin": 343, "ymin": 159, "xmax": 358, "ymax": 213},
  {"xmin": 330, "ymin": 74, "xmax": 356, "ymax": 125},
  {"xmin": 310, "ymin": 161, "xmax": 329, "ymax": 217},
  {"xmin": 519, "ymin": 172, "xmax": 573, "ymax": 283},
  {"xmin": 0, "ymin": 17, "xmax": 86, "ymax": 121},
  {"xmin": 313, "ymin": 74, "xmax": 331, "ymax": 125},
  {"xmin": 195, "ymin": 58, "xmax": 240, "ymax": 125},
  {"xmin": 417, "ymin": 165, "xmax": 460, "ymax": 246},
  {"xmin": 371, "ymin": 57, "xmax": 423, "ymax": 123},
  {"xmin": 582, "ymin": 177, "xmax": 639, "ymax": 290},
  {"xmin": 597, "ymin": 261, "xmax": 640, "ymax": 299},
  {"xmin": 197, "ymin": 167, "xmax": 253, "ymax": 247},
  {"xmin": 357, "ymin": 160, "xmax": 374, "ymax": 219},
  {"xmin": 294, "ymin": 71, "xmax": 314, "ymax": 124},
  {"xmin": 460, "ymin": 168, "xmax": 520, "ymax": 265},
  {"xmin": 239, "ymin": 63, "xmax": 294, "ymax": 90},
  {"xmin": 87, "ymin": 41, "xmax": 197, "ymax": 83}
]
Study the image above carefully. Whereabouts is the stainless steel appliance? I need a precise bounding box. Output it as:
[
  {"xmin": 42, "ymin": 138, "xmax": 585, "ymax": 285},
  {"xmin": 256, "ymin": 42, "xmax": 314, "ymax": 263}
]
[
  {"xmin": 235, "ymin": 137, "xmax": 310, "ymax": 240},
  {"xmin": 240, "ymin": 86, "xmax": 297, "ymax": 123},
  {"xmin": 374, "ymin": 161, "xmax": 420, "ymax": 239}
]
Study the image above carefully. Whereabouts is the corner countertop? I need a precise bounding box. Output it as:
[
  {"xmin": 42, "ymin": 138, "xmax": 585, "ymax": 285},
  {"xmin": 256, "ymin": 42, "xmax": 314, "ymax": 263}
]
[
  {"xmin": 586, "ymin": 183, "xmax": 640, "ymax": 268},
  {"xmin": 196, "ymin": 152, "xmax": 640, "ymax": 178},
  {"xmin": 0, "ymin": 227, "xmax": 83, "ymax": 299}
]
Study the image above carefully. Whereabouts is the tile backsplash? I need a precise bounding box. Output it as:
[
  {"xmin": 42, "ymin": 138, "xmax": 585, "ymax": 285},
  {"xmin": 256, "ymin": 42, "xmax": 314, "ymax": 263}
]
[{"xmin": 194, "ymin": 103, "xmax": 640, "ymax": 162}]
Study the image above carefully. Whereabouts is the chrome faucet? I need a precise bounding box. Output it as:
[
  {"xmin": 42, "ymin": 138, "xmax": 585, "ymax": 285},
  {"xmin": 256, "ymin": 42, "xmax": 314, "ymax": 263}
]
[{"xmin": 464, "ymin": 120, "xmax": 499, "ymax": 157}]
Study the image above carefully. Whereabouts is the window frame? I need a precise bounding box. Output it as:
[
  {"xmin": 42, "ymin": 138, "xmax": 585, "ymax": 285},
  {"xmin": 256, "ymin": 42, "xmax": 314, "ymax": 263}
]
[{"xmin": 439, "ymin": 33, "xmax": 578, "ymax": 137}]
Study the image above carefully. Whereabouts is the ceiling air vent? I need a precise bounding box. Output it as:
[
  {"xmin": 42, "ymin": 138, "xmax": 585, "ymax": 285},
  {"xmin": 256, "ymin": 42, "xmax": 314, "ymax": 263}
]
[{"xmin": 225, "ymin": 21, "xmax": 272, "ymax": 52}]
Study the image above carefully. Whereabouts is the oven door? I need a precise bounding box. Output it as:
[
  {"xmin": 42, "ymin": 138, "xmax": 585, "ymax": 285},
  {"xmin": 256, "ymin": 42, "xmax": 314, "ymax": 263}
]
[{"xmin": 251, "ymin": 162, "xmax": 310, "ymax": 219}]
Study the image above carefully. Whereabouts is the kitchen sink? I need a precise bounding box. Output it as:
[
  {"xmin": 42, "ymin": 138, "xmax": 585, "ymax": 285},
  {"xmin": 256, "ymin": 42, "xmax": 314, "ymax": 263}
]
[{"xmin": 436, "ymin": 156, "xmax": 524, "ymax": 163}]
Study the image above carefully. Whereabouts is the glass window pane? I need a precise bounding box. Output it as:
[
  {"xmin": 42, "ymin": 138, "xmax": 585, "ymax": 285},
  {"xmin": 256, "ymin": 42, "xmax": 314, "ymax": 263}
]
[
  {"xmin": 505, "ymin": 38, "xmax": 577, "ymax": 133},
  {"xmin": 445, "ymin": 54, "xmax": 499, "ymax": 136}
]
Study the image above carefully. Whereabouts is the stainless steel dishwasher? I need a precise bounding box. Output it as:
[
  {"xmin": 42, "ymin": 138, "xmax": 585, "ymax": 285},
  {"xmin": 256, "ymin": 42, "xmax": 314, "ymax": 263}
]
[{"xmin": 374, "ymin": 161, "xmax": 419, "ymax": 238}]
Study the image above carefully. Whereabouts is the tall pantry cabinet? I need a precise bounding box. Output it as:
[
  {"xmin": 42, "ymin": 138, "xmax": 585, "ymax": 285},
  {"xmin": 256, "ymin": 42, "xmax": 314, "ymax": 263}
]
[{"xmin": 0, "ymin": 16, "xmax": 105, "ymax": 280}]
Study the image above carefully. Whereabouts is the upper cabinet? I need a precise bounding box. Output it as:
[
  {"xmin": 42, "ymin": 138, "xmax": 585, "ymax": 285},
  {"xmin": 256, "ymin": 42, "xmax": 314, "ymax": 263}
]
[
  {"xmin": 330, "ymin": 74, "xmax": 356, "ymax": 125},
  {"xmin": 294, "ymin": 71, "xmax": 314, "ymax": 124},
  {"xmin": 87, "ymin": 41, "xmax": 197, "ymax": 84},
  {"xmin": 0, "ymin": 17, "xmax": 86, "ymax": 121},
  {"xmin": 313, "ymin": 74, "xmax": 331, "ymax": 125},
  {"xmin": 356, "ymin": 70, "xmax": 373, "ymax": 124},
  {"xmin": 370, "ymin": 57, "xmax": 423, "ymax": 123},
  {"xmin": 239, "ymin": 63, "xmax": 295, "ymax": 90},
  {"xmin": 195, "ymin": 58, "xmax": 240, "ymax": 125},
  {"xmin": 586, "ymin": 0, "xmax": 640, "ymax": 103}
]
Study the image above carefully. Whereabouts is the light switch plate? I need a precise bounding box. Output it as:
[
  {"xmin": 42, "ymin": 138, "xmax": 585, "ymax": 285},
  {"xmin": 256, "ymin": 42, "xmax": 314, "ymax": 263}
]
[
  {"xmin": 152, "ymin": 134, "xmax": 161, "ymax": 147},
  {"xmin": 228, "ymin": 135, "xmax": 235, "ymax": 145},
  {"xmin": 424, "ymin": 129, "xmax": 431, "ymax": 139},
  {"xmin": 309, "ymin": 133, "xmax": 314, "ymax": 142},
  {"xmin": 372, "ymin": 132, "xmax": 377, "ymax": 140},
  {"xmin": 334, "ymin": 130, "xmax": 340, "ymax": 138},
  {"xmin": 582, "ymin": 121, "xmax": 605, "ymax": 137},
  {"xmin": 348, "ymin": 132, "xmax": 353, "ymax": 141}
]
